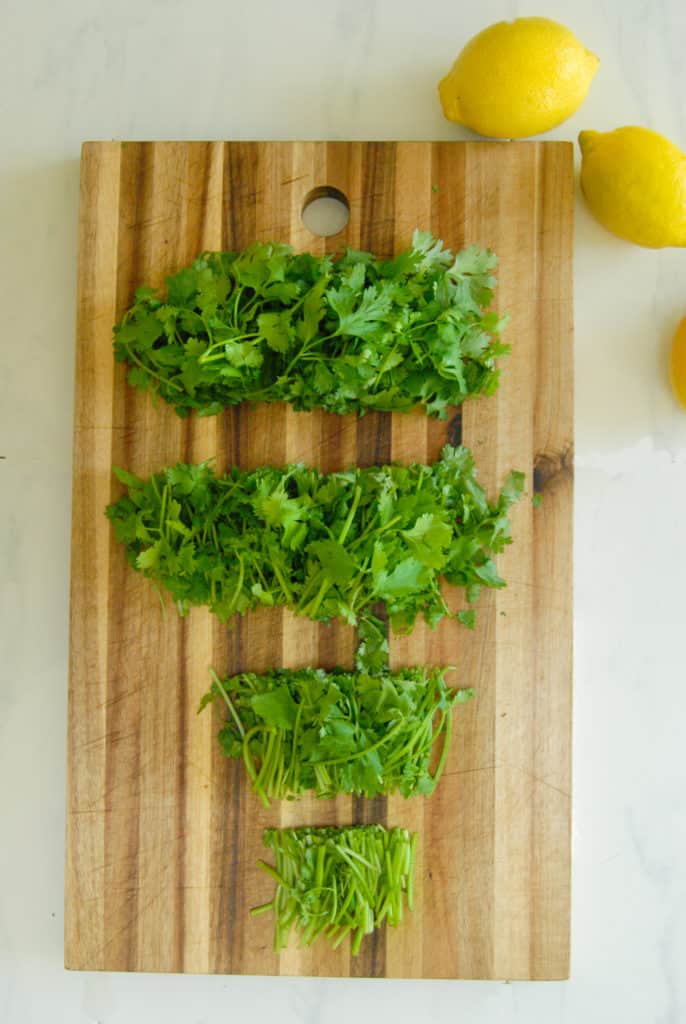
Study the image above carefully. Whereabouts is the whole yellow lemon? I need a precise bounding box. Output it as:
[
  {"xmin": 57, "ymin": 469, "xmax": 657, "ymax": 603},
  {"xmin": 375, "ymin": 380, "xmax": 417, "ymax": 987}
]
[
  {"xmin": 579, "ymin": 127, "xmax": 686, "ymax": 248},
  {"xmin": 439, "ymin": 17, "xmax": 599, "ymax": 139}
]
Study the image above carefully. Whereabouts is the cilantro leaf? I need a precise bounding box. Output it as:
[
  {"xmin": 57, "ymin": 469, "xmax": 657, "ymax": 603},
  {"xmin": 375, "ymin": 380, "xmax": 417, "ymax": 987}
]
[
  {"xmin": 253, "ymin": 480, "xmax": 307, "ymax": 531},
  {"xmin": 250, "ymin": 688, "xmax": 298, "ymax": 730},
  {"xmin": 307, "ymin": 540, "xmax": 356, "ymax": 584},
  {"xmin": 374, "ymin": 557, "xmax": 431, "ymax": 598},
  {"xmin": 257, "ymin": 311, "xmax": 294, "ymax": 353},
  {"xmin": 401, "ymin": 513, "xmax": 452, "ymax": 568},
  {"xmin": 166, "ymin": 266, "xmax": 199, "ymax": 306},
  {"xmin": 328, "ymin": 282, "xmax": 393, "ymax": 338}
]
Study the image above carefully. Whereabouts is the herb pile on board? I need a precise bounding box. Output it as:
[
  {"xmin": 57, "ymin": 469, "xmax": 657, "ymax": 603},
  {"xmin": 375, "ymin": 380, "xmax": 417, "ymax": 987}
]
[
  {"xmin": 200, "ymin": 664, "xmax": 474, "ymax": 807},
  {"xmin": 114, "ymin": 231, "xmax": 508, "ymax": 420},
  {"xmin": 106, "ymin": 445, "xmax": 524, "ymax": 633},
  {"xmin": 254, "ymin": 826, "xmax": 416, "ymax": 955}
]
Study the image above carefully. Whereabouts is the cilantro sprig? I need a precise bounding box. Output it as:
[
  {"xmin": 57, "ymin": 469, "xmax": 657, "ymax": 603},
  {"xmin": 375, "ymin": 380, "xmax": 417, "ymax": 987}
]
[
  {"xmin": 200, "ymin": 665, "xmax": 473, "ymax": 808},
  {"xmin": 253, "ymin": 825, "xmax": 416, "ymax": 955},
  {"xmin": 114, "ymin": 231, "xmax": 509, "ymax": 420},
  {"xmin": 106, "ymin": 446, "xmax": 524, "ymax": 633}
]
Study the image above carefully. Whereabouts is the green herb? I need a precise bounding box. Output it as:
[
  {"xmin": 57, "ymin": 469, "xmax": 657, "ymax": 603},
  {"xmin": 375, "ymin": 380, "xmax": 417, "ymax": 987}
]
[
  {"xmin": 355, "ymin": 616, "xmax": 390, "ymax": 674},
  {"xmin": 532, "ymin": 492, "xmax": 543, "ymax": 508},
  {"xmin": 106, "ymin": 445, "xmax": 524, "ymax": 633},
  {"xmin": 200, "ymin": 665, "xmax": 473, "ymax": 808},
  {"xmin": 254, "ymin": 825, "xmax": 416, "ymax": 954},
  {"xmin": 113, "ymin": 231, "xmax": 509, "ymax": 420}
]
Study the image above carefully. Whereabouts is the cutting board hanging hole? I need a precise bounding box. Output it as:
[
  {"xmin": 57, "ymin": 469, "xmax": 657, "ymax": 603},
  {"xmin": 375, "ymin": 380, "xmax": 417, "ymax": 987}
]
[{"xmin": 301, "ymin": 186, "xmax": 350, "ymax": 237}]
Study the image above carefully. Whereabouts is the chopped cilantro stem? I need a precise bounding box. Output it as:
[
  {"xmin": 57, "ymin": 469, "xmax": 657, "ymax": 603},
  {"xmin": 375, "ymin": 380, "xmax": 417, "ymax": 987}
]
[
  {"xmin": 258, "ymin": 825, "xmax": 415, "ymax": 953},
  {"xmin": 114, "ymin": 230, "xmax": 509, "ymax": 420}
]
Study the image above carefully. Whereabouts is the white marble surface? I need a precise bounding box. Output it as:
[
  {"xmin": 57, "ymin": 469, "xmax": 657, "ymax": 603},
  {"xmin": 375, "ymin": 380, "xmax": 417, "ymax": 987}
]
[{"xmin": 1, "ymin": 0, "xmax": 685, "ymax": 1021}]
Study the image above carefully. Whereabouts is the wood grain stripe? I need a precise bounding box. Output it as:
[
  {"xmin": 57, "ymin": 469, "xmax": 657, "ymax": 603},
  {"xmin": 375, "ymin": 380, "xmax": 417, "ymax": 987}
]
[
  {"xmin": 385, "ymin": 141, "xmax": 434, "ymax": 979},
  {"xmin": 528, "ymin": 143, "xmax": 573, "ymax": 979},
  {"xmin": 209, "ymin": 403, "xmax": 242, "ymax": 974},
  {"xmin": 65, "ymin": 141, "xmax": 122, "ymax": 970},
  {"xmin": 177, "ymin": 142, "xmax": 225, "ymax": 974},
  {"xmin": 347, "ymin": 141, "xmax": 397, "ymax": 979}
]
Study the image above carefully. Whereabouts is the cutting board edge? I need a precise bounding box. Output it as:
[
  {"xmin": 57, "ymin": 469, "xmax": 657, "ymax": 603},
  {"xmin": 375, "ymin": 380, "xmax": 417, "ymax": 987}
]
[{"xmin": 79, "ymin": 138, "xmax": 576, "ymax": 151}]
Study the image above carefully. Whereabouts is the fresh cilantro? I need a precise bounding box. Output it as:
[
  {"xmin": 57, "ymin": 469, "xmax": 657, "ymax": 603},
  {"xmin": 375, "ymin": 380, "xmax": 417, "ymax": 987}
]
[
  {"xmin": 532, "ymin": 492, "xmax": 543, "ymax": 508},
  {"xmin": 455, "ymin": 609, "xmax": 477, "ymax": 629},
  {"xmin": 105, "ymin": 445, "xmax": 524, "ymax": 632},
  {"xmin": 113, "ymin": 231, "xmax": 508, "ymax": 421},
  {"xmin": 201, "ymin": 665, "xmax": 473, "ymax": 807},
  {"xmin": 355, "ymin": 616, "xmax": 389, "ymax": 674},
  {"xmin": 253, "ymin": 825, "xmax": 416, "ymax": 955}
]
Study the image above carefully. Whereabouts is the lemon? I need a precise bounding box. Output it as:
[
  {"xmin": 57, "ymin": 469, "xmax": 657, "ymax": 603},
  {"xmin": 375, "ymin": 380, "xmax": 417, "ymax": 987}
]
[
  {"xmin": 438, "ymin": 17, "xmax": 598, "ymax": 139},
  {"xmin": 579, "ymin": 127, "xmax": 686, "ymax": 248},
  {"xmin": 670, "ymin": 317, "xmax": 686, "ymax": 408}
]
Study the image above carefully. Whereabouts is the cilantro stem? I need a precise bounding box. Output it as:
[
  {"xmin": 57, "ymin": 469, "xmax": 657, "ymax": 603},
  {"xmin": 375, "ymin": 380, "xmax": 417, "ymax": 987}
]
[
  {"xmin": 407, "ymin": 833, "xmax": 417, "ymax": 911},
  {"xmin": 209, "ymin": 669, "xmax": 245, "ymax": 739},
  {"xmin": 201, "ymin": 485, "xmax": 241, "ymax": 542},
  {"xmin": 408, "ymin": 318, "xmax": 441, "ymax": 333},
  {"xmin": 348, "ymin": 514, "xmax": 402, "ymax": 552},
  {"xmin": 238, "ymin": 293, "xmax": 261, "ymax": 321},
  {"xmin": 331, "ymin": 924, "xmax": 352, "ymax": 950},
  {"xmin": 337, "ymin": 485, "xmax": 362, "ymax": 545},
  {"xmin": 256, "ymin": 859, "xmax": 289, "ymax": 888},
  {"xmin": 124, "ymin": 347, "xmax": 184, "ymax": 392},
  {"xmin": 312, "ymin": 716, "xmax": 405, "ymax": 768},
  {"xmin": 256, "ymin": 729, "xmax": 278, "ymax": 794},
  {"xmin": 159, "ymin": 482, "xmax": 169, "ymax": 536},
  {"xmin": 197, "ymin": 332, "xmax": 260, "ymax": 364},
  {"xmin": 285, "ymin": 704, "xmax": 302, "ymax": 793},
  {"xmin": 270, "ymin": 561, "xmax": 294, "ymax": 605},
  {"xmin": 151, "ymin": 580, "xmax": 167, "ymax": 619},
  {"xmin": 229, "ymin": 554, "xmax": 245, "ymax": 611},
  {"xmin": 250, "ymin": 901, "xmax": 274, "ymax": 917},
  {"xmin": 232, "ymin": 286, "xmax": 243, "ymax": 327},
  {"xmin": 242, "ymin": 725, "xmax": 270, "ymax": 807},
  {"xmin": 429, "ymin": 708, "xmax": 452, "ymax": 791}
]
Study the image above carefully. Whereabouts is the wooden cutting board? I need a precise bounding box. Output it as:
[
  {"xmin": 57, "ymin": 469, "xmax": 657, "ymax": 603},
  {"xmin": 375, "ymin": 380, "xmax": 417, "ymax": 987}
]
[{"xmin": 66, "ymin": 141, "xmax": 573, "ymax": 979}]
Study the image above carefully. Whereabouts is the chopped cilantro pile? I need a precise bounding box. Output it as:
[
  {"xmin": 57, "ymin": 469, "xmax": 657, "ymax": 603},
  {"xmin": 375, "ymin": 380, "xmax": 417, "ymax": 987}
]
[
  {"xmin": 254, "ymin": 825, "xmax": 416, "ymax": 954},
  {"xmin": 106, "ymin": 445, "xmax": 524, "ymax": 632},
  {"xmin": 114, "ymin": 230, "xmax": 508, "ymax": 420},
  {"xmin": 200, "ymin": 664, "xmax": 473, "ymax": 807}
]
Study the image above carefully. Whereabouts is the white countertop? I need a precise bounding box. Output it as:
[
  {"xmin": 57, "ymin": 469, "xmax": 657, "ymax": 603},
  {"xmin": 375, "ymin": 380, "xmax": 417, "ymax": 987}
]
[{"xmin": 2, "ymin": 1, "xmax": 685, "ymax": 1021}]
